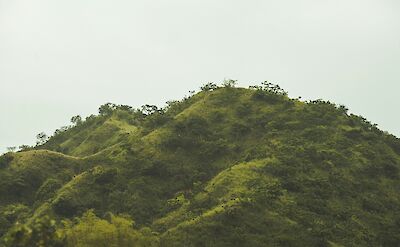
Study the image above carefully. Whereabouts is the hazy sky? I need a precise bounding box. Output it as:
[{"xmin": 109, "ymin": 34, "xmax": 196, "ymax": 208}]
[{"xmin": 1, "ymin": 0, "xmax": 399, "ymax": 153}]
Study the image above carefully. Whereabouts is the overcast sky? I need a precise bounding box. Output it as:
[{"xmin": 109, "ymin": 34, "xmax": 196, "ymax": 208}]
[{"xmin": 1, "ymin": 0, "xmax": 399, "ymax": 153}]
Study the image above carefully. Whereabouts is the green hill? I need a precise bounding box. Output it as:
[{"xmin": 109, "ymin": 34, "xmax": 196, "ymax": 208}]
[{"xmin": 1, "ymin": 82, "xmax": 400, "ymax": 246}]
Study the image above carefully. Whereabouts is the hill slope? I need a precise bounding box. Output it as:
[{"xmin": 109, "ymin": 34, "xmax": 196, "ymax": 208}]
[{"xmin": 1, "ymin": 83, "xmax": 400, "ymax": 246}]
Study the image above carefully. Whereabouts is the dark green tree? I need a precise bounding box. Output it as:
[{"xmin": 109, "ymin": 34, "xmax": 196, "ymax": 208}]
[
  {"xmin": 18, "ymin": 145, "xmax": 31, "ymax": 151},
  {"xmin": 222, "ymin": 79, "xmax": 237, "ymax": 88},
  {"xmin": 36, "ymin": 132, "xmax": 48, "ymax": 146},
  {"xmin": 70, "ymin": 115, "xmax": 82, "ymax": 125},
  {"xmin": 98, "ymin": 103, "xmax": 116, "ymax": 116}
]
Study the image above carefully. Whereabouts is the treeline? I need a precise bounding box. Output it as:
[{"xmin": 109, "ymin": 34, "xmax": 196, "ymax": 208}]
[{"xmin": 7, "ymin": 80, "xmax": 396, "ymax": 154}]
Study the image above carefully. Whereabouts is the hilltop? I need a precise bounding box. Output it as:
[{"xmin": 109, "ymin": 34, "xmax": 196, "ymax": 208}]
[{"xmin": 1, "ymin": 81, "xmax": 400, "ymax": 246}]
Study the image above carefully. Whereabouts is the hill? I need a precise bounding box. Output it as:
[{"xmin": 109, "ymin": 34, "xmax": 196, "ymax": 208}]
[{"xmin": 1, "ymin": 82, "xmax": 400, "ymax": 246}]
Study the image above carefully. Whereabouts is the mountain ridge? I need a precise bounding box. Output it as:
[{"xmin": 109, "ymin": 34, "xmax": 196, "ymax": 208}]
[{"xmin": 1, "ymin": 82, "xmax": 400, "ymax": 246}]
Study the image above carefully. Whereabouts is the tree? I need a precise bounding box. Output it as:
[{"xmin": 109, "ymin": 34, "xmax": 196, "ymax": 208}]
[
  {"xmin": 261, "ymin": 81, "xmax": 287, "ymax": 95},
  {"xmin": 116, "ymin": 105, "xmax": 133, "ymax": 112},
  {"xmin": 99, "ymin": 103, "xmax": 116, "ymax": 116},
  {"xmin": 338, "ymin": 104, "xmax": 349, "ymax": 114},
  {"xmin": 70, "ymin": 115, "xmax": 82, "ymax": 125},
  {"xmin": 36, "ymin": 132, "xmax": 48, "ymax": 146},
  {"xmin": 6, "ymin": 146, "xmax": 16, "ymax": 152},
  {"xmin": 200, "ymin": 82, "xmax": 218, "ymax": 91},
  {"xmin": 18, "ymin": 145, "xmax": 31, "ymax": 151},
  {"xmin": 222, "ymin": 79, "xmax": 237, "ymax": 88},
  {"xmin": 141, "ymin": 105, "xmax": 159, "ymax": 116}
]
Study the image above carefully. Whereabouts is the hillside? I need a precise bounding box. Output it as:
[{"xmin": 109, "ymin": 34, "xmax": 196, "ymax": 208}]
[{"xmin": 1, "ymin": 82, "xmax": 400, "ymax": 247}]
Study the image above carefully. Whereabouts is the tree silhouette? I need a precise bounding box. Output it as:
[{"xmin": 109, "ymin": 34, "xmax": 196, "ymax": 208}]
[{"xmin": 36, "ymin": 132, "xmax": 48, "ymax": 146}]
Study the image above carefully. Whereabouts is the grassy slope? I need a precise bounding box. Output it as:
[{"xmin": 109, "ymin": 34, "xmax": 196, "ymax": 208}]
[{"xmin": 1, "ymin": 86, "xmax": 400, "ymax": 246}]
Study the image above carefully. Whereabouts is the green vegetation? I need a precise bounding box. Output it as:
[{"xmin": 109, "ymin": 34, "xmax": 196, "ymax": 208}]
[{"xmin": 1, "ymin": 82, "xmax": 399, "ymax": 246}]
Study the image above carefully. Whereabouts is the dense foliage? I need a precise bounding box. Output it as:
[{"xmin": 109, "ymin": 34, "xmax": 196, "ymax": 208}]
[{"xmin": 1, "ymin": 82, "xmax": 399, "ymax": 246}]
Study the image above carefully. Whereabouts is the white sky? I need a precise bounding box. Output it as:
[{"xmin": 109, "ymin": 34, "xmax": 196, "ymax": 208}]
[{"xmin": 1, "ymin": 0, "xmax": 399, "ymax": 153}]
